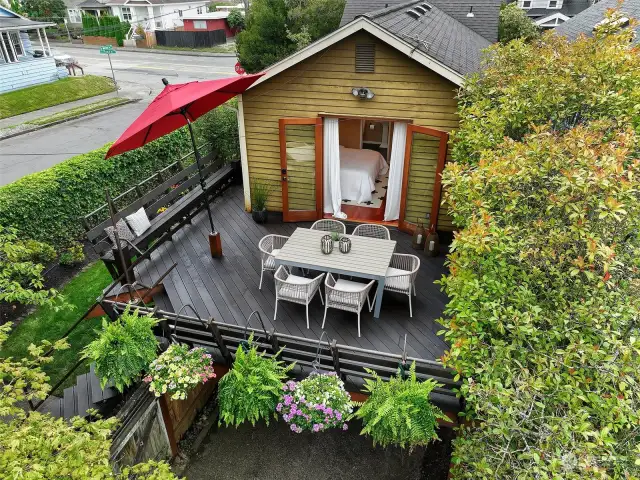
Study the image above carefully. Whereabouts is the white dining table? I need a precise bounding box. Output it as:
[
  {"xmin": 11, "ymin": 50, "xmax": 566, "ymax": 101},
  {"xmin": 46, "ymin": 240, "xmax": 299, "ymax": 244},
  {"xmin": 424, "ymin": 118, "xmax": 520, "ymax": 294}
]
[{"xmin": 274, "ymin": 227, "xmax": 397, "ymax": 318}]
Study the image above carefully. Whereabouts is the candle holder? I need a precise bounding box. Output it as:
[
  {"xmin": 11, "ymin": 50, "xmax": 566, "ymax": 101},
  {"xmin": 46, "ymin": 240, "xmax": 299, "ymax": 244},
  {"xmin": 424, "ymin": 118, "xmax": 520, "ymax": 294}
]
[
  {"xmin": 321, "ymin": 234, "xmax": 334, "ymax": 254},
  {"xmin": 339, "ymin": 237, "xmax": 351, "ymax": 253}
]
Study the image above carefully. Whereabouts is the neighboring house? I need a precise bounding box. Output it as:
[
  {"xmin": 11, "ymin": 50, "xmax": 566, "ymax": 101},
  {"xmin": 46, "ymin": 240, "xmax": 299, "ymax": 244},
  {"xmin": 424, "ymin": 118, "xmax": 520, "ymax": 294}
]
[
  {"xmin": 0, "ymin": 6, "xmax": 64, "ymax": 93},
  {"xmin": 239, "ymin": 0, "xmax": 492, "ymax": 233},
  {"xmin": 182, "ymin": 11, "xmax": 237, "ymax": 37},
  {"xmin": 64, "ymin": 0, "xmax": 86, "ymax": 27},
  {"xmin": 554, "ymin": 0, "xmax": 640, "ymax": 40},
  {"xmin": 77, "ymin": 0, "xmax": 111, "ymax": 17},
  {"xmin": 340, "ymin": 0, "xmax": 503, "ymax": 42},
  {"xmin": 77, "ymin": 0, "xmax": 209, "ymax": 31},
  {"xmin": 512, "ymin": 0, "xmax": 593, "ymax": 30}
]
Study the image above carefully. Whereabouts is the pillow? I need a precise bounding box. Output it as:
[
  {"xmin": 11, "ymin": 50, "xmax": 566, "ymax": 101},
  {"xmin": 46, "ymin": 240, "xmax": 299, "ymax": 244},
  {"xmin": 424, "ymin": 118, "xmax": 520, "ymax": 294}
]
[
  {"xmin": 105, "ymin": 219, "xmax": 135, "ymax": 248},
  {"xmin": 125, "ymin": 207, "xmax": 151, "ymax": 237}
]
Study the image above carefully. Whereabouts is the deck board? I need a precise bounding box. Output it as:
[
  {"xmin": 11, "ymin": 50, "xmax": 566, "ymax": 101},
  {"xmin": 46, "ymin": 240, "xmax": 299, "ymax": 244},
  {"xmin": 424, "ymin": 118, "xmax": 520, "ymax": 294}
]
[{"xmin": 136, "ymin": 185, "xmax": 449, "ymax": 361}]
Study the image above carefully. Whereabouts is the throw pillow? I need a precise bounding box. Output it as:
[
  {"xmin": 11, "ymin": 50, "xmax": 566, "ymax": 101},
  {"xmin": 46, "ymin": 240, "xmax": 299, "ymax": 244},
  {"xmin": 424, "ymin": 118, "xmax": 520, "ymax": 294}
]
[{"xmin": 125, "ymin": 207, "xmax": 151, "ymax": 237}]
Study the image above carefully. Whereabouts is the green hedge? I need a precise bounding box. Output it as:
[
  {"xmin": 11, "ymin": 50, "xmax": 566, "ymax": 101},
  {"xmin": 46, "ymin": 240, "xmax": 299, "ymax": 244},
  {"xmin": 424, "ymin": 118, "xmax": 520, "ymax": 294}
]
[
  {"xmin": 0, "ymin": 129, "xmax": 191, "ymax": 250},
  {"xmin": 82, "ymin": 15, "xmax": 129, "ymax": 39}
]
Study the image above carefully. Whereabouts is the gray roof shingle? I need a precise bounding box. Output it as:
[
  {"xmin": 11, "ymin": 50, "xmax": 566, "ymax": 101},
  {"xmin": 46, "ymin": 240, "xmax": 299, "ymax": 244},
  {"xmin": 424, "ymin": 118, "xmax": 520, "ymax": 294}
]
[
  {"xmin": 363, "ymin": 0, "xmax": 491, "ymax": 75},
  {"xmin": 554, "ymin": 0, "xmax": 640, "ymax": 42},
  {"xmin": 341, "ymin": 0, "xmax": 502, "ymax": 42}
]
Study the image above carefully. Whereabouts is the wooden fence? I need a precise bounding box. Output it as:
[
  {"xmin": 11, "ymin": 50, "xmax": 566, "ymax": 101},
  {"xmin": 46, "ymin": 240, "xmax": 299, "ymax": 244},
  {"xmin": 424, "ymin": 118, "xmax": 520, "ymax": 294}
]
[{"xmin": 155, "ymin": 30, "xmax": 226, "ymax": 48}]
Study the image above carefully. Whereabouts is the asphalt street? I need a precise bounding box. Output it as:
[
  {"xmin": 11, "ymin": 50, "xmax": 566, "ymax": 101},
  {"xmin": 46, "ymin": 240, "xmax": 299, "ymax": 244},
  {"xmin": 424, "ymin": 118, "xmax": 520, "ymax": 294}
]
[{"xmin": 0, "ymin": 46, "xmax": 237, "ymax": 186}]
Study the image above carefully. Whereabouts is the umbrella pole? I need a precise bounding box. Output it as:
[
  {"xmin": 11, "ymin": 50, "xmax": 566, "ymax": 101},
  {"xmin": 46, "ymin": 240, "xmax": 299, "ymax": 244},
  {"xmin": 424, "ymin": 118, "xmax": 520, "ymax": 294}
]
[{"xmin": 183, "ymin": 113, "xmax": 222, "ymax": 258}]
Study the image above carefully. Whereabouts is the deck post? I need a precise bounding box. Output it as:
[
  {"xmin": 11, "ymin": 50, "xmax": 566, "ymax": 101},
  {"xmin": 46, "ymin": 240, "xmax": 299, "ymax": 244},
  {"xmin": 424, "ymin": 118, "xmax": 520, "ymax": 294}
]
[
  {"xmin": 269, "ymin": 328, "xmax": 279, "ymax": 353},
  {"xmin": 330, "ymin": 339, "xmax": 343, "ymax": 380},
  {"xmin": 208, "ymin": 321, "xmax": 233, "ymax": 366}
]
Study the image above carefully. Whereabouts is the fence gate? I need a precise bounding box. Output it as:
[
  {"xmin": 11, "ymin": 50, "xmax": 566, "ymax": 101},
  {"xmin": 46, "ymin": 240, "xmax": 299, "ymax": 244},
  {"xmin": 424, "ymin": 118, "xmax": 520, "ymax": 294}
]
[{"xmin": 155, "ymin": 30, "xmax": 226, "ymax": 48}]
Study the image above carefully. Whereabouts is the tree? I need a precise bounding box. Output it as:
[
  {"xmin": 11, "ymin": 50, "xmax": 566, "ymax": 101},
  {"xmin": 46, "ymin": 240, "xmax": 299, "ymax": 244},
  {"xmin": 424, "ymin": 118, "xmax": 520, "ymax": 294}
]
[
  {"xmin": 441, "ymin": 12, "xmax": 640, "ymax": 479},
  {"xmin": 0, "ymin": 225, "xmax": 60, "ymax": 308},
  {"xmin": 286, "ymin": 0, "xmax": 345, "ymax": 41},
  {"xmin": 0, "ymin": 323, "xmax": 178, "ymax": 479},
  {"xmin": 235, "ymin": 0, "xmax": 295, "ymax": 73},
  {"xmin": 498, "ymin": 3, "xmax": 539, "ymax": 43},
  {"xmin": 226, "ymin": 9, "xmax": 245, "ymax": 29},
  {"xmin": 21, "ymin": 0, "xmax": 66, "ymax": 19}
]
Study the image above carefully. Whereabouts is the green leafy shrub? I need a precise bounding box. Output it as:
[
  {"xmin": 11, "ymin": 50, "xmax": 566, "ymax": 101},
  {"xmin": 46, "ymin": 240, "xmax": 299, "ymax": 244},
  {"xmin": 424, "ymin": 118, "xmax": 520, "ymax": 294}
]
[
  {"xmin": 59, "ymin": 243, "xmax": 85, "ymax": 266},
  {"xmin": 0, "ymin": 323, "xmax": 178, "ymax": 479},
  {"xmin": 441, "ymin": 16, "xmax": 640, "ymax": 478},
  {"xmin": 0, "ymin": 226, "xmax": 60, "ymax": 308},
  {"xmin": 497, "ymin": 3, "xmax": 539, "ymax": 43},
  {"xmin": 83, "ymin": 306, "xmax": 158, "ymax": 391},
  {"xmin": 279, "ymin": 373, "xmax": 352, "ymax": 433},
  {"xmin": 0, "ymin": 129, "xmax": 190, "ymax": 250},
  {"xmin": 195, "ymin": 99, "xmax": 240, "ymax": 163},
  {"xmin": 354, "ymin": 363, "xmax": 446, "ymax": 449},
  {"xmin": 144, "ymin": 344, "xmax": 216, "ymax": 400},
  {"xmin": 227, "ymin": 9, "xmax": 245, "ymax": 29},
  {"xmin": 218, "ymin": 336, "xmax": 293, "ymax": 427}
]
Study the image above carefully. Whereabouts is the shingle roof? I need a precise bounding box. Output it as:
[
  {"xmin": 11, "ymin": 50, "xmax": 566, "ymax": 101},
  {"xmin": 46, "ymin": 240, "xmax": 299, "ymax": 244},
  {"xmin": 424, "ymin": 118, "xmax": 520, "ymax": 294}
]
[
  {"xmin": 554, "ymin": 0, "xmax": 640, "ymax": 42},
  {"xmin": 363, "ymin": 0, "xmax": 491, "ymax": 75},
  {"xmin": 340, "ymin": 0, "xmax": 502, "ymax": 42},
  {"xmin": 0, "ymin": 6, "xmax": 55, "ymax": 29},
  {"xmin": 524, "ymin": 0, "xmax": 591, "ymax": 19}
]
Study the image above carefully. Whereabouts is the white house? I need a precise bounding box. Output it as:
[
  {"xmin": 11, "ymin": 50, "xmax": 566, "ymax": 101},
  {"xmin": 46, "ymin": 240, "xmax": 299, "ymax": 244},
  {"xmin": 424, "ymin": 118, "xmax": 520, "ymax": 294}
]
[
  {"xmin": 0, "ymin": 6, "xmax": 66, "ymax": 93},
  {"xmin": 513, "ymin": 0, "xmax": 594, "ymax": 29},
  {"xmin": 77, "ymin": 0, "xmax": 209, "ymax": 31}
]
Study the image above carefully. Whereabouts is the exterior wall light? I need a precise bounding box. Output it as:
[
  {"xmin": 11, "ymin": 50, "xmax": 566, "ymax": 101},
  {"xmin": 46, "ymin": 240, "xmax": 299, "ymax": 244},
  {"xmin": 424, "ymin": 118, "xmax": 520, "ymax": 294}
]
[{"xmin": 351, "ymin": 87, "xmax": 375, "ymax": 100}]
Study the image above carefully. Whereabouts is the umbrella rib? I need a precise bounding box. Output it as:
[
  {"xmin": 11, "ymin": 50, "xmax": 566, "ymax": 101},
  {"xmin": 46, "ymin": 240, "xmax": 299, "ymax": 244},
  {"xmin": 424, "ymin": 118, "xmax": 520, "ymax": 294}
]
[{"xmin": 142, "ymin": 123, "xmax": 154, "ymax": 145}]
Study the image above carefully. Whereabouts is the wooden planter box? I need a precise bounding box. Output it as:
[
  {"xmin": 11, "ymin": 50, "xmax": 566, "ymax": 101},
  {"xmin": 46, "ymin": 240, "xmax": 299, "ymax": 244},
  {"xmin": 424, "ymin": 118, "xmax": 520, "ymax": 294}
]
[{"xmin": 83, "ymin": 36, "xmax": 116, "ymax": 46}]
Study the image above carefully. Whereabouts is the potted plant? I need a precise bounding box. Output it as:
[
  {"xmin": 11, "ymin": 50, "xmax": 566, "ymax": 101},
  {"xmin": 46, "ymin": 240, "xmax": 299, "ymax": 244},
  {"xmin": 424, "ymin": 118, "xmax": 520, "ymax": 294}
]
[
  {"xmin": 83, "ymin": 306, "xmax": 158, "ymax": 392},
  {"xmin": 218, "ymin": 335, "xmax": 293, "ymax": 427},
  {"xmin": 353, "ymin": 362, "xmax": 447, "ymax": 449},
  {"xmin": 144, "ymin": 343, "xmax": 216, "ymax": 400},
  {"xmin": 251, "ymin": 180, "xmax": 270, "ymax": 224},
  {"xmin": 278, "ymin": 372, "xmax": 352, "ymax": 433}
]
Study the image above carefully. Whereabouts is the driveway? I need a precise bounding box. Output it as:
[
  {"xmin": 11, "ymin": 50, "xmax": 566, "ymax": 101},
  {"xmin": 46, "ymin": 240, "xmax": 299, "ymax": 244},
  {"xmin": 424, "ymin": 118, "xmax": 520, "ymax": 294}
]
[{"xmin": 0, "ymin": 47, "xmax": 237, "ymax": 186}]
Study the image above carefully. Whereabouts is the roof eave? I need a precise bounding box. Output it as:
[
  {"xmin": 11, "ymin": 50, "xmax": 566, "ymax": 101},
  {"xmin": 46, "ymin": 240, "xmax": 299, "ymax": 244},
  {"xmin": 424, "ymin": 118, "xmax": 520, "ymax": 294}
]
[{"xmin": 250, "ymin": 17, "xmax": 465, "ymax": 89}]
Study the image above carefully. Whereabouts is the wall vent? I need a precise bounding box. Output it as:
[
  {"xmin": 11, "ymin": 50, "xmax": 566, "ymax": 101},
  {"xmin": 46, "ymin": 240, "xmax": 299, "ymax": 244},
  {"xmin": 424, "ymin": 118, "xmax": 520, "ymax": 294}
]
[
  {"xmin": 355, "ymin": 44, "xmax": 375, "ymax": 73},
  {"xmin": 421, "ymin": 3, "xmax": 432, "ymax": 10},
  {"xmin": 414, "ymin": 5, "xmax": 427, "ymax": 14},
  {"xmin": 406, "ymin": 9, "xmax": 420, "ymax": 19}
]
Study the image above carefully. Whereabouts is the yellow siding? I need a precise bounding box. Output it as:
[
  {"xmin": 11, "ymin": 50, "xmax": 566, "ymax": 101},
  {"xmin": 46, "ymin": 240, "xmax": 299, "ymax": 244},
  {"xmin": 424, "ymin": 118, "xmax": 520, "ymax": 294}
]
[{"xmin": 242, "ymin": 31, "xmax": 458, "ymax": 230}]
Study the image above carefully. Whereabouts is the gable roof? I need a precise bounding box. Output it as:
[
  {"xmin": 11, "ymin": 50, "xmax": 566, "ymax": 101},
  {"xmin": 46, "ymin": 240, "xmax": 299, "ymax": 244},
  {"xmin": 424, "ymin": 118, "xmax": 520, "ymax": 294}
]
[
  {"xmin": 554, "ymin": 0, "xmax": 640, "ymax": 43},
  {"xmin": 340, "ymin": 0, "xmax": 502, "ymax": 42},
  {"xmin": 363, "ymin": 0, "xmax": 491, "ymax": 76}
]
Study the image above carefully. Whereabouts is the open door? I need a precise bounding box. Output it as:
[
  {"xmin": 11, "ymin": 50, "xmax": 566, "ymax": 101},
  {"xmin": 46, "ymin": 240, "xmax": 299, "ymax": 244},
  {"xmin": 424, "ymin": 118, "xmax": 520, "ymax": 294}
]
[
  {"xmin": 398, "ymin": 125, "xmax": 448, "ymax": 233},
  {"xmin": 279, "ymin": 118, "xmax": 323, "ymax": 222}
]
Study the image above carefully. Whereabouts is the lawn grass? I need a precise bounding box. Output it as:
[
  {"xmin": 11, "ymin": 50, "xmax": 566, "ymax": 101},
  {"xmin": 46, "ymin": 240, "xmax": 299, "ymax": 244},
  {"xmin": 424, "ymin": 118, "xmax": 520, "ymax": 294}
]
[
  {"xmin": 0, "ymin": 76, "xmax": 116, "ymax": 119},
  {"xmin": 26, "ymin": 97, "xmax": 129, "ymax": 126},
  {"xmin": 150, "ymin": 44, "xmax": 236, "ymax": 54},
  {"xmin": 0, "ymin": 262, "xmax": 112, "ymax": 393}
]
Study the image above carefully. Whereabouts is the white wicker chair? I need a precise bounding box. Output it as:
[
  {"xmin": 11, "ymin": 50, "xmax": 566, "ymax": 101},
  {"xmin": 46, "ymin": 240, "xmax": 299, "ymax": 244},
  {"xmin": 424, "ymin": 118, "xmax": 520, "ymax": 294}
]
[
  {"xmin": 381, "ymin": 253, "xmax": 420, "ymax": 317},
  {"xmin": 274, "ymin": 265, "xmax": 324, "ymax": 329},
  {"xmin": 258, "ymin": 234, "xmax": 289, "ymax": 290},
  {"xmin": 310, "ymin": 219, "xmax": 346, "ymax": 234},
  {"xmin": 352, "ymin": 223, "xmax": 391, "ymax": 240},
  {"xmin": 323, "ymin": 273, "xmax": 375, "ymax": 337}
]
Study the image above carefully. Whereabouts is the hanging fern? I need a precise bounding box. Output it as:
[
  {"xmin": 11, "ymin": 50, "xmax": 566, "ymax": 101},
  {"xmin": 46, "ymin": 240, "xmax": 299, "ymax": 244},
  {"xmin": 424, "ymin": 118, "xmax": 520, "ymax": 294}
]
[
  {"xmin": 218, "ymin": 335, "xmax": 293, "ymax": 427},
  {"xmin": 354, "ymin": 362, "xmax": 447, "ymax": 449},
  {"xmin": 82, "ymin": 305, "xmax": 158, "ymax": 392}
]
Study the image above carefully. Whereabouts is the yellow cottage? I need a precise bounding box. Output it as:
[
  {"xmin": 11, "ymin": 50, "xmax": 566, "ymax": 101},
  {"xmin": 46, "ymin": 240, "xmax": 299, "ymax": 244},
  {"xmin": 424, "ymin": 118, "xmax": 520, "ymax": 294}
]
[{"xmin": 238, "ymin": 0, "xmax": 497, "ymax": 234}]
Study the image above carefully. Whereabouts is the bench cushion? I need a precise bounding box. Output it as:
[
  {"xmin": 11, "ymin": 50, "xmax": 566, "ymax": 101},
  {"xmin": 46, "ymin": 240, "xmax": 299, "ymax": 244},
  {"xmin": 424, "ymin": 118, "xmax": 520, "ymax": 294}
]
[{"xmin": 105, "ymin": 219, "xmax": 135, "ymax": 247}]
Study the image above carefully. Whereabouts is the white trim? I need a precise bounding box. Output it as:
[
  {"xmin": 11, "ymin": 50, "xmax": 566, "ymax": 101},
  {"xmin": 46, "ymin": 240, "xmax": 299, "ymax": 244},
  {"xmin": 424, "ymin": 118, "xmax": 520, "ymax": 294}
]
[
  {"xmin": 238, "ymin": 94, "xmax": 252, "ymax": 211},
  {"xmin": 535, "ymin": 12, "xmax": 569, "ymax": 25},
  {"xmin": 250, "ymin": 17, "xmax": 465, "ymax": 88}
]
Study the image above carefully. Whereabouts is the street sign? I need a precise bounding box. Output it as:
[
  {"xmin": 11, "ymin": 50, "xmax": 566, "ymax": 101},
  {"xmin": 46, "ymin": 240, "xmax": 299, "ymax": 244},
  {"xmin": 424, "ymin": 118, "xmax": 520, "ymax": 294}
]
[
  {"xmin": 235, "ymin": 62, "xmax": 245, "ymax": 75},
  {"xmin": 99, "ymin": 45, "xmax": 117, "ymax": 54}
]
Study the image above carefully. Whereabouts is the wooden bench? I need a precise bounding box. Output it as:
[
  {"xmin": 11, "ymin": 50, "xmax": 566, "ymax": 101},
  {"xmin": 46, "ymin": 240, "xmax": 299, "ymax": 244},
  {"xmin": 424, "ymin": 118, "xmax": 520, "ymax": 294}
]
[{"xmin": 83, "ymin": 151, "xmax": 239, "ymax": 281}]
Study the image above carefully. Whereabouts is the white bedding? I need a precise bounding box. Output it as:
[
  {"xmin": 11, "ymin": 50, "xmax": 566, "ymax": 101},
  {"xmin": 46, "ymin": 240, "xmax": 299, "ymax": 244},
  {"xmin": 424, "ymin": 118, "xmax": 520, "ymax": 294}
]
[{"xmin": 339, "ymin": 146, "xmax": 389, "ymax": 203}]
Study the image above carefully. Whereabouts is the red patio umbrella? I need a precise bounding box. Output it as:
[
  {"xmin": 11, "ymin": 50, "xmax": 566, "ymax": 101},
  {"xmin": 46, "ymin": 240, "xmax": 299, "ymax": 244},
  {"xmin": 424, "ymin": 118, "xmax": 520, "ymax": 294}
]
[{"xmin": 105, "ymin": 74, "xmax": 263, "ymax": 258}]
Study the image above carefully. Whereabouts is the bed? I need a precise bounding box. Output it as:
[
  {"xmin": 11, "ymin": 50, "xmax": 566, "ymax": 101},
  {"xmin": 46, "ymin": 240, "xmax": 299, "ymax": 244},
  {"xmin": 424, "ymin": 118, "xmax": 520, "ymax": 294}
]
[{"xmin": 339, "ymin": 146, "xmax": 389, "ymax": 203}]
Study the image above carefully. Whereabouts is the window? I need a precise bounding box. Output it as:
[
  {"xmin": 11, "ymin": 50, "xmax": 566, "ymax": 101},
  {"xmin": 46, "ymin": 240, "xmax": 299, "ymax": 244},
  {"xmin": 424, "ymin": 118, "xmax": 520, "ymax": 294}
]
[
  {"xmin": 0, "ymin": 32, "xmax": 22, "ymax": 63},
  {"xmin": 193, "ymin": 20, "xmax": 207, "ymax": 29},
  {"xmin": 521, "ymin": 0, "xmax": 532, "ymax": 8},
  {"xmin": 10, "ymin": 32, "xmax": 23, "ymax": 57},
  {"xmin": 67, "ymin": 8, "xmax": 82, "ymax": 23},
  {"xmin": 178, "ymin": 10, "xmax": 183, "ymax": 17},
  {"xmin": 547, "ymin": 0, "xmax": 558, "ymax": 8},
  {"xmin": 121, "ymin": 7, "xmax": 132, "ymax": 21},
  {"xmin": 355, "ymin": 44, "xmax": 375, "ymax": 73},
  {"xmin": 196, "ymin": 6, "xmax": 203, "ymax": 14}
]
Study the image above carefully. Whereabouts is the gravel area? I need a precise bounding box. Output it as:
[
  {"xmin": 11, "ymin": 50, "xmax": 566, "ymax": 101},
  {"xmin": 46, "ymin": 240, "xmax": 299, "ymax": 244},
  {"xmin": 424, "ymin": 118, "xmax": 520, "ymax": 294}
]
[{"xmin": 184, "ymin": 419, "xmax": 427, "ymax": 480}]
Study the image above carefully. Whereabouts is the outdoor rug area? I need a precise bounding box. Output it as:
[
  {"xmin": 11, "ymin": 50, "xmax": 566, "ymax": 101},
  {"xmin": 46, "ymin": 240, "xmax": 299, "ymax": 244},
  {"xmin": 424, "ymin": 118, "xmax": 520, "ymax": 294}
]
[{"xmin": 184, "ymin": 419, "xmax": 438, "ymax": 480}]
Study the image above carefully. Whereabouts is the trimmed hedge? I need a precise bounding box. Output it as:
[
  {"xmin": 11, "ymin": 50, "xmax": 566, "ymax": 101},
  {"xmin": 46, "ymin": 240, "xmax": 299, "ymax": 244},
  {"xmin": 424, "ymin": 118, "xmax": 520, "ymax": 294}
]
[{"xmin": 0, "ymin": 129, "xmax": 190, "ymax": 250}]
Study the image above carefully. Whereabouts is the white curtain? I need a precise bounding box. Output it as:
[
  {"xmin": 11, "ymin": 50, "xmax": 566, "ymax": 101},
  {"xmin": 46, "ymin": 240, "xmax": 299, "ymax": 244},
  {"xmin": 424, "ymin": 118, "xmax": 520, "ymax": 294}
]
[
  {"xmin": 383, "ymin": 122, "xmax": 408, "ymax": 222},
  {"xmin": 323, "ymin": 117, "xmax": 344, "ymax": 217}
]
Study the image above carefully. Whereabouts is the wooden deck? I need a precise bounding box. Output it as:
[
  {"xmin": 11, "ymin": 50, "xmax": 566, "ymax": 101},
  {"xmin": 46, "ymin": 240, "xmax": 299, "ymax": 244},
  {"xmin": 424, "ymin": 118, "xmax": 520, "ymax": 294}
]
[{"xmin": 135, "ymin": 186, "xmax": 450, "ymax": 361}]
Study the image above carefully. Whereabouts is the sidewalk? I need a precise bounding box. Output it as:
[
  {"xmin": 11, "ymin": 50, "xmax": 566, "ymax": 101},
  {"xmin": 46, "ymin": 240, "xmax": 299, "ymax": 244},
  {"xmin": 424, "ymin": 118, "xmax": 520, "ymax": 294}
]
[{"xmin": 51, "ymin": 42, "xmax": 237, "ymax": 58}]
